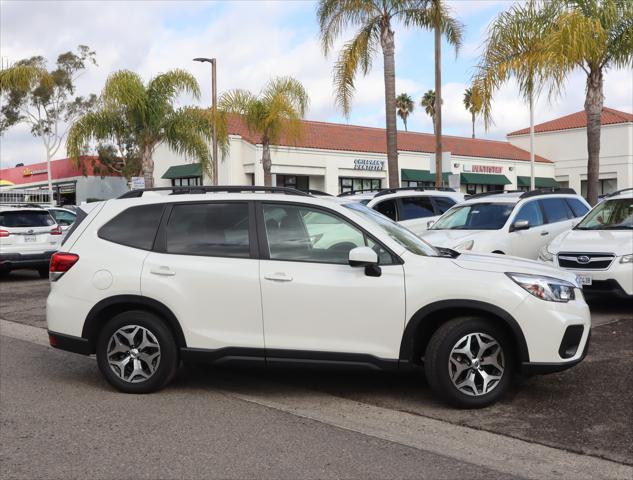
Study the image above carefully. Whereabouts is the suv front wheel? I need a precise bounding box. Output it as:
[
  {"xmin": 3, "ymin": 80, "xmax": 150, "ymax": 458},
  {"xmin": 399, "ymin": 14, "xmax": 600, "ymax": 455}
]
[
  {"xmin": 425, "ymin": 317, "xmax": 513, "ymax": 408},
  {"xmin": 96, "ymin": 310, "xmax": 179, "ymax": 394}
]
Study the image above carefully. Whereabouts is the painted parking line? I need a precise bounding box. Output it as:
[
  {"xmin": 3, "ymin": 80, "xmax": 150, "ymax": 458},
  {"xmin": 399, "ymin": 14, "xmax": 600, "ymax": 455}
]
[{"xmin": 2, "ymin": 318, "xmax": 631, "ymax": 480}]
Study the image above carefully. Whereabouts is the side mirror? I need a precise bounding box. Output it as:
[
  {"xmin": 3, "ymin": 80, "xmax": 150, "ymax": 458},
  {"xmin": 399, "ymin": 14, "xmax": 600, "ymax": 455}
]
[
  {"xmin": 510, "ymin": 219, "xmax": 530, "ymax": 232},
  {"xmin": 348, "ymin": 247, "xmax": 381, "ymax": 277}
]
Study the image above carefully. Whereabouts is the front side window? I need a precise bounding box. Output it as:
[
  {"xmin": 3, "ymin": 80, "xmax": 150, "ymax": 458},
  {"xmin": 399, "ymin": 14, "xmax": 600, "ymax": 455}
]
[
  {"xmin": 514, "ymin": 201, "xmax": 544, "ymax": 227},
  {"xmin": 431, "ymin": 203, "xmax": 514, "ymax": 230},
  {"xmin": 99, "ymin": 204, "xmax": 164, "ymax": 250},
  {"xmin": 540, "ymin": 198, "xmax": 573, "ymax": 223},
  {"xmin": 576, "ymin": 198, "xmax": 633, "ymax": 230},
  {"xmin": 374, "ymin": 199, "xmax": 397, "ymax": 221},
  {"xmin": 565, "ymin": 198, "xmax": 590, "ymax": 218},
  {"xmin": 432, "ymin": 196, "xmax": 457, "ymax": 214},
  {"xmin": 399, "ymin": 196, "xmax": 434, "ymax": 220},
  {"xmin": 165, "ymin": 203, "xmax": 250, "ymax": 257}
]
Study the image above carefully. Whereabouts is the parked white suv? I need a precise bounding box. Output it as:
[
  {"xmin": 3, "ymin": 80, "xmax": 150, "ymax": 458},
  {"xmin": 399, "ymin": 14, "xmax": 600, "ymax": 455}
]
[
  {"xmin": 338, "ymin": 187, "xmax": 464, "ymax": 236},
  {"xmin": 0, "ymin": 206, "xmax": 63, "ymax": 277},
  {"xmin": 539, "ymin": 189, "xmax": 633, "ymax": 298},
  {"xmin": 46, "ymin": 186, "xmax": 590, "ymax": 408},
  {"xmin": 420, "ymin": 189, "xmax": 590, "ymax": 259}
]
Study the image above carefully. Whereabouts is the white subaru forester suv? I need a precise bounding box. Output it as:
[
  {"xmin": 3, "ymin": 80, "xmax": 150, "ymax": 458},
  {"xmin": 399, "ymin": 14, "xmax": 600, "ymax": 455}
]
[
  {"xmin": 539, "ymin": 188, "xmax": 633, "ymax": 298},
  {"xmin": 47, "ymin": 186, "xmax": 591, "ymax": 408}
]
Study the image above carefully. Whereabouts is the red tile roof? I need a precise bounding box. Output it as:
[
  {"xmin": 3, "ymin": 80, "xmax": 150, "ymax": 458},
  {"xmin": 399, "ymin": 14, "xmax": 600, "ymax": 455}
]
[
  {"xmin": 227, "ymin": 115, "xmax": 551, "ymax": 163},
  {"xmin": 0, "ymin": 156, "xmax": 118, "ymax": 185},
  {"xmin": 507, "ymin": 107, "xmax": 633, "ymax": 136}
]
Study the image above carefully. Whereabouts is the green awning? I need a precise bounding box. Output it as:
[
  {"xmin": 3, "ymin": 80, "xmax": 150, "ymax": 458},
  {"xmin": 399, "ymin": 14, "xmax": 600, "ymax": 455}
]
[
  {"xmin": 460, "ymin": 172, "xmax": 511, "ymax": 186},
  {"xmin": 161, "ymin": 163, "xmax": 202, "ymax": 179},
  {"xmin": 517, "ymin": 176, "xmax": 560, "ymax": 188},
  {"xmin": 401, "ymin": 169, "xmax": 450, "ymax": 182}
]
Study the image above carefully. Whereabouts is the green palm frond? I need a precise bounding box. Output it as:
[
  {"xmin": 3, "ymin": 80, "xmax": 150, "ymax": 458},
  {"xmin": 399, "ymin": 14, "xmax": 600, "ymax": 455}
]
[
  {"xmin": 317, "ymin": 0, "xmax": 379, "ymax": 55},
  {"xmin": 163, "ymin": 107, "xmax": 213, "ymax": 174},
  {"xmin": 147, "ymin": 69, "xmax": 201, "ymax": 105},
  {"xmin": 400, "ymin": 0, "xmax": 463, "ymax": 53},
  {"xmin": 101, "ymin": 70, "xmax": 148, "ymax": 116},
  {"xmin": 66, "ymin": 109, "xmax": 124, "ymax": 163}
]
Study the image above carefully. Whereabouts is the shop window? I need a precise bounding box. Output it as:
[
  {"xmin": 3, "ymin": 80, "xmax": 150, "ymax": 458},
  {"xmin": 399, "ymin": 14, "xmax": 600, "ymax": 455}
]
[
  {"xmin": 339, "ymin": 177, "xmax": 381, "ymax": 194},
  {"xmin": 171, "ymin": 176, "xmax": 202, "ymax": 187},
  {"xmin": 277, "ymin": 175, "xmax": 309, "ymax": 191},
  {"xmin": 581, "ymin": 179, "xmax": 617, "ymax": 198}
]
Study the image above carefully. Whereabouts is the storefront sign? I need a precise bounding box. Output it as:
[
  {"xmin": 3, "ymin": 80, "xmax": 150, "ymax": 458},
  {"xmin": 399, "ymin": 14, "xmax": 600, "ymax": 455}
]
[
  {"xmin": 130, "ymin": 177, "xmax": 145, "ymax": 190},
  {"xmin": 22, "ymin": 167, "xmax": 48, "ymax": 177},
  {"xmin": 463, "ymin": 164, "xmax": 503, "ymax": 174},
  {"xmin": 354, "ymin": 159, "xmax": 385, "ymax": 171}
]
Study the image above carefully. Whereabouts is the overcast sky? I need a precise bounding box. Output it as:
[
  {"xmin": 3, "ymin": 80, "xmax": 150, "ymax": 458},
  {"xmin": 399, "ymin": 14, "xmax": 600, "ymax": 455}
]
[{"xmin": 1, "ymin": 0, "xmax": 632, "ymax": 168}]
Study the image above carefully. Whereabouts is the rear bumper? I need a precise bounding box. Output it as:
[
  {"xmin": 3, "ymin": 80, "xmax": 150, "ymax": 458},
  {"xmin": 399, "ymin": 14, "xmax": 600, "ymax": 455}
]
[
  {"xmin": 0, "ymin": 251, "xmax": 55, "ymax": 270},
  {"xmin": 47, "ymin": 330, "xmax": 92, "ymax": 355},
  {"xmin": 521, "ymin": 330, "xmax": 591, "ymax": 375}
]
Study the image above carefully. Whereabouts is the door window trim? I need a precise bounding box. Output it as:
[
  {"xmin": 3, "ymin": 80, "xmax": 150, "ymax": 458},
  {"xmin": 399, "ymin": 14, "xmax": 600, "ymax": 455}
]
[
  {"xmin": 153, "ymin": 200, "xmax": 259, "ymax": 259},
  {"xmin": 255, "ymin": 201, "xmax": 402, "ymax": 265}
]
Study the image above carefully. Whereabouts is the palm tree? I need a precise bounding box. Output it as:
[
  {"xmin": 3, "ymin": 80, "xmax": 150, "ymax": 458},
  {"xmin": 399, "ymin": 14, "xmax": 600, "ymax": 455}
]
[
  {"xmin": 67, "ymin": 69, "xmax": 222, "ymax": 188},
  {"xmin": 217, "ymin": 77, "xmax": 309, "ymax": 187},
  {"xmin": 547, "ymin": 0, "xmax": 633, "ymax": 205},
  {"xmin": 473, "ymin": 0, "xmax": 564, "ymax": 191},
  {"xmin": 0, "ymin": 64, "xmax": 50, "ymax": 92},
  {"xmin": 463, "ymin": 87, "xmax": 482, "ymax": 139},
  {"xmin": 317, "ymin": 0, "xmax": 462, "ymax": 188},
  {"xmin": 420, "ymin": 89, "xmax": 442, "ymax": 133},
  {"xmin": 396, "ymin": 93, "xmax": 415, "ymax": 131}
]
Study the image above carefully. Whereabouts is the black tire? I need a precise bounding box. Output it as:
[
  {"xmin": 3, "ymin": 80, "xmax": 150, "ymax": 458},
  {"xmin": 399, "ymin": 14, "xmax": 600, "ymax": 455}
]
[
  {"xmin": 37, "ymin": 267, "xmax": 49, "ymax": 279},
  {"xmin": 96, "ymin": 310, "xmax": 179, "ymax": 394},
  {"xmin": 0, "ymin": 270, "xmax": 10, "ymax": 278},
  {"xmin": 425, "ymin": 317, "xmax": 513, "ymax": 408}
]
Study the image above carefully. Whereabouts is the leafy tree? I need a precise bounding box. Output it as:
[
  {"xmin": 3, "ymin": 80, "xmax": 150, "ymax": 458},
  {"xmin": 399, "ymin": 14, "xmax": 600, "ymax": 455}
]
[
  {"xmin": 547, "ymin": 0, "xmax": 633, "ymax": 205},
  {"xmin": 218, "ymin": 77, "xmax": 309, "ymax": 187},
  {"xmin": 396, "ymin": 93, "xmax": 415, "ymax": 131},
  {"xmin": 317, "ymin": 0, "xmax": 461, "ymax": 188},
  {"xmin": 420, "ymin": 89, "xmax": 442, "ymax": 133},
  {"xmin": 463, "ymin": 87, "xmax": 482, "ymax": 138},
  {"xmin": 0, "ymin": 45, "xmax": 97, "ymax": 200},
  {"xmin": 67, "ymin": 69, "xmax": 225, "ymax": 188}
]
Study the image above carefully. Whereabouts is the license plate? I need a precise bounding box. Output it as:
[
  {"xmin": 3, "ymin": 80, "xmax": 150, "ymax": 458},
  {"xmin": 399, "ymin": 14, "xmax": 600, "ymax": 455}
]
[
  {"xmin": 24, "ymin": 235, "xmax": 37, "ymax": 243},
  {"xmin": 576, "ymin": 274, "xmax": 592, "ymax": 286}
]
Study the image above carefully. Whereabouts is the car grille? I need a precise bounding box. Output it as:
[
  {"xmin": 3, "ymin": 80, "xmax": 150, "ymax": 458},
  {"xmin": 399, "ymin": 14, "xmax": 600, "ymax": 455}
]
[{"xmin": 558, "ymin": 252, "xmax": 615, "ymax": 270}]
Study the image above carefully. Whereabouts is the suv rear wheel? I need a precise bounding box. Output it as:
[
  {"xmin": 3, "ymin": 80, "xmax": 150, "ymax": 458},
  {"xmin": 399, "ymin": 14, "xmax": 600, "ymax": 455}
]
[
  {"xmin": 425, "ymin": 317, "xmax": 512, "ymax": 408},
  {"xmin": 96, "ymin": 310, "xmax": 178, "ymax": 393}
]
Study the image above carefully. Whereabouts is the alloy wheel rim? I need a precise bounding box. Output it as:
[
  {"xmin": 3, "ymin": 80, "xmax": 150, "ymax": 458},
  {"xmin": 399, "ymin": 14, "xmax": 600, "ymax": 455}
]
[
  {"xmin": 448, "ymin": 332, "xmax": 505, "ymax": 397},
  {"xmin": 107, "ymin": 325, "xmax": 161, "ymax": 383}
]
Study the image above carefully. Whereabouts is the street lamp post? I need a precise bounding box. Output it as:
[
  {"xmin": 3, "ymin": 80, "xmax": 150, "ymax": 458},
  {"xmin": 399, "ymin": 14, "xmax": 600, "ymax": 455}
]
[{"xmin": 193, "ymin": 57, "xmax": 218, "ymax": 185}]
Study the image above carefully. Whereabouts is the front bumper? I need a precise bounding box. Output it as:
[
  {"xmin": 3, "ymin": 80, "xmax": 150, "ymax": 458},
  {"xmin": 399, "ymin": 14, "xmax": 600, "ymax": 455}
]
[
  {"xmin": 521, "ymin": 330, "xmax": 591, "ymax": 375},
  {"xmin": 0, "ymin": 251, "xmax": 56, "ymax": 271},
  {"xmin": 544, "ymin": 256, "xmax": 633, "ymax": 297}
]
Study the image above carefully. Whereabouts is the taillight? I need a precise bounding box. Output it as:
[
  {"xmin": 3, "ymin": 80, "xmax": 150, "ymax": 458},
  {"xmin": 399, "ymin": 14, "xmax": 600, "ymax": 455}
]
[
  {"xmin": 50, "ymin": 225, "xmax": 63, "ymax": 235},
  {"xmin": 49, "ymin": 252, "xmax": 79, "ymax": 281},
  {"xmin": 0, "ymin": 229, "xmax": 9, "ymax": 238}
]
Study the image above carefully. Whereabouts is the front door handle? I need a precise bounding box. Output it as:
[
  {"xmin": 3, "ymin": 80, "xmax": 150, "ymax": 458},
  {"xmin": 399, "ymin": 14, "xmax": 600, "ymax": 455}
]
[
  {"xmin": 150, "ymin": 266, "xmax": 176, "ymax": 276},
  {"xmin": 541, "ymin": 231, "xmax": 550, "ymax": 236},
  {"xmin": 264, "ymin": 272, "xmax": 293, "ymax": 282}
]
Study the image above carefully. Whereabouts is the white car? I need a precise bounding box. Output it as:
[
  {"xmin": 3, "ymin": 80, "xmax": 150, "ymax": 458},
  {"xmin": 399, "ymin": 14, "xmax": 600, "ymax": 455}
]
[
  {"xmin": 0, "ymin": 206, "xmax": 63, "ymax": 277},
  {"xmin": 47, "ymin": 207, "xmax": 77, "ymax": 236},
  {"xmin": 338, "ymin": 187, "xmax": 464, "ymax": 236},
  {"xmin": 47, "ymin": 186, "xmax": 590, "ymax": 408},
  {"xmin": 420, "ymin": 189, "xmax": 590, "ymax": 259},
  {"xmin": 539, "ymin": 189, "xmax": 633, "ymax": 298}
]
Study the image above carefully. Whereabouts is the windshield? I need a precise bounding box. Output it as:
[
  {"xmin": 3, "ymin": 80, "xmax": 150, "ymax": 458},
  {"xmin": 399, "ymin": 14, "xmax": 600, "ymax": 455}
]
[
  {"xmin": 431, "ymin": 202, "xmax": 514, "ymax": 230},
  {"xmin": 344, "ymin": 202, "xmax": 438, "ymax": 257},
  {"xmin": 576, "ymin": 198, "xmax": 633, "ymax": 230}
]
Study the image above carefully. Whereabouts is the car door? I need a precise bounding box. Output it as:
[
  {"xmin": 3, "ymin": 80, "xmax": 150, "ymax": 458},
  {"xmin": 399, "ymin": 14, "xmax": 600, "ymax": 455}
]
[
  {"xmin": 508, "ymin": 200, "xmax": 549, "ymax": 258},
  {"xmin": 396, "ymin": 196, "xmax": 436, "ymax": 235},
  {"xmin": 141, "ymin": 201, "xmax": 264, "ymax": 352},
  {"xmin": 258, "ymin": 202, "xmax": 406, "ymax": 360},
  {"xmin": 540, "ymin": 197, "xmax": 578, "ymax": 242}
]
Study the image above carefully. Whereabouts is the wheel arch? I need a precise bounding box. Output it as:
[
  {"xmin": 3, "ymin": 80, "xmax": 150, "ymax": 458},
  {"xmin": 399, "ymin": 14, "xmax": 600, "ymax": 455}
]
[
  {"xmin": 82, "ymin": 295, "xmax": 187, "ymax": 353},
  {"xmin": 399, "ymin": 300, "xmax": 529, "ymax": 367}
]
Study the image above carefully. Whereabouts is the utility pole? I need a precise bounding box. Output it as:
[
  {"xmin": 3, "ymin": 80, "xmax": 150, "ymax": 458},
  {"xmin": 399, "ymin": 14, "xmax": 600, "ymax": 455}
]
[{"xmin": 193, "ymin": 57, "xmax": 218, "ymax": 185}]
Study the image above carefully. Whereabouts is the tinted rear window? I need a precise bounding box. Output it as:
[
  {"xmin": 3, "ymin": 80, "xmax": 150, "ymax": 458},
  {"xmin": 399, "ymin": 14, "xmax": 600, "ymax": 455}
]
[
  {"xmin": 165, "ymin": 203, "xmax": 250, "ymax": 257},
  {"xmin": 98, "ymin": 204, "xmax": 164, "ymax": 250},
  {"xmin": 0, "ymin": 210, "xmax": 55, "ymax": 227}
]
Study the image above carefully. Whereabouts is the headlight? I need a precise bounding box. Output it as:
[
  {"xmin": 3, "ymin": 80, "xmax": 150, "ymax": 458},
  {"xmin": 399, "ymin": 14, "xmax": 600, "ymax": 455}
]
[
  {"xmin": 620, "ymin": 254, "xmax": 633, "ymax": 264},
  {"xmin": 538, "ymin": 245, "xmax": 554, "ymax": 262},
  {"xmin": 506, "ymin": 273, "xmax": 577, "ymax": 302},
  {"xmin": 455, "ymin": 240, "xmax": 474, "ymax": 251}
]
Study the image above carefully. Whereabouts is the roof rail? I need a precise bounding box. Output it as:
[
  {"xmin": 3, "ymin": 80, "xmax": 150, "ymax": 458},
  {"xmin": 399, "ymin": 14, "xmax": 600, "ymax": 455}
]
[
  {"xmin": 519, "ymin": 187, "xmax": 577, "ymax": 199},
  {"xmin": 465, "ymin": 190, "xmax": 522, "ymax": 200},
  {"xmin": 117, "ymin": 185, "xmax": 312, "ymax": 199},
  {"xmin": 601, "ymin": 187, "xmax": 633, "ymax": 199},
  {"xmin": 374, "ymin": 186, "xmax": 457, "ymax": 198},
  {"xmin": 337, "ymin": 189, "xmax": 382, "ymax": 197},
  {"xmin": 307, "ymin": 189, "xmax": 333, "ymax": 196}
]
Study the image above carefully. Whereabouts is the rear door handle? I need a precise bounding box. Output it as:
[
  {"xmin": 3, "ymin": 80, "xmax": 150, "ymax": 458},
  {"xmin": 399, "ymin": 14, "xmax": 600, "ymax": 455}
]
[
  {"xmin": 150, "ymin": 266, "xmax": 176, "ymax": 276},
  {"xmin": 264, "ymin": 272, "xmax": 293, "ymax": 282},
  {"xmin": 541, "ymin": 231, "xmax": 549, "ymax": 236}
]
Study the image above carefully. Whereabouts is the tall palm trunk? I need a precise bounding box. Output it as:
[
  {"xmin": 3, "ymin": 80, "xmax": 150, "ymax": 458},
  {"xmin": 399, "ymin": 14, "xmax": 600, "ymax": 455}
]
[
  {"xmin": 142, "ymin": 143, "xmax": 154, "ymax": 188},
  {"xmin": 403, "ymin": 117, "xmax": 408, "ymax": 132},
  {"xmin": 434, "ymin": 24, "xmax": 443, "ymax": 188},
  {"xmin": 381, "ymin": 25, "xmax": 399, "ymax": 188},
  {"xmin": 471, "ymin": 112, "xmax": 475, "ymax": 139},
  {"xmin": 262, "ymin": 136, "xmax": 273, "ymax": 187},
  {"xmin": 585, "ymin": 67, "xmax": 603, "ymax": 206}
]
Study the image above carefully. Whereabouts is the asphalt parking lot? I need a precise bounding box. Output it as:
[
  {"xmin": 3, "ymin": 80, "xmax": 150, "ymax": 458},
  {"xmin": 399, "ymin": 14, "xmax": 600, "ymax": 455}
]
[{"xmin": 1, "ymin": 270, "xmax": 632, "ymax": 478}]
